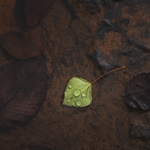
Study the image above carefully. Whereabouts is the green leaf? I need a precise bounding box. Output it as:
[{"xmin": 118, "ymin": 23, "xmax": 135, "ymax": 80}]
[
  {"xmin": 63, "ymin": 77, "xmax": 92, "ymax": 107},
  {"xmin": 63, "ymin": 66, "xmax": 125, "ymax": 107}
]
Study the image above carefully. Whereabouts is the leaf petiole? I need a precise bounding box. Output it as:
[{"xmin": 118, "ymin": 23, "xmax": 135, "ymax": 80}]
[
  {"xmin": 81, "ymin": 66, "xmax": 125, "ymax": 92},
  {"xmin": 91, "ymin": 66, "xmax": 125, "ymax": 85}
]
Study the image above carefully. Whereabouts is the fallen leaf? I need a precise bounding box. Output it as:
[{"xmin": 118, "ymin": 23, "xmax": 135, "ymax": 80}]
[
  {"xmin": 0, "ymin": 56, "xmax": 48, "ymax": 129},
  {"xmin": 23, "ymin": 0, "xmax": 54, "ymax": 26},
  {"xmin": 63, "ymin": 66, "xmax": 125, "ymax": 107},
  {"xmin": 124, "ymin": 73, "xmax": 150, "ymax": 110},
  {"xmin": 63, "ymin": 77, "xmax": 92, "ymax": 107},
  {"xmin": 0, "ymin": 31, "xmax": 44, "ymax": 59}
]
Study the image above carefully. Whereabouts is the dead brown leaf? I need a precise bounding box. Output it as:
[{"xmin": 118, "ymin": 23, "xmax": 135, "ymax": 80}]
[
  {"xmin": 0, "ymin": 31, "xmax": 45, "ymax": 59},
  {"xmin": 0, "ymin": 56, "xmax": 48, "ymax": 129}
]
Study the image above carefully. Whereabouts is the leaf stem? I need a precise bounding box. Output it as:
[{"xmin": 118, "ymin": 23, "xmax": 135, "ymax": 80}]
[{"xmin": 91, "ymin": 66, "xmax": 125, "ymax": 85}]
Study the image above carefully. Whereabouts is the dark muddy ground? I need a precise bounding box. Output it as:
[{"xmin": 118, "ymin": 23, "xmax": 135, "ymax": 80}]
[{"xmin": 0, "ymin": 0, "xmax": 150, "ymax": 149}]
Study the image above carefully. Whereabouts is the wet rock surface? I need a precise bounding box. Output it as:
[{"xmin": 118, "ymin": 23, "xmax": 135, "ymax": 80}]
[
  {"xmin": 130, "ymin": 123, "xmax": 150, "ymax": 140},
  {"xmin": 0, "ymin": 0, "xmax": 150, "ymax": 149},
  {"xmin": 76, "ymin": 0, "xmax": 102, "ymax": 14},
  {"xmin": 90, "ymin": 50, "xmax": 113, "ymax": 72}
]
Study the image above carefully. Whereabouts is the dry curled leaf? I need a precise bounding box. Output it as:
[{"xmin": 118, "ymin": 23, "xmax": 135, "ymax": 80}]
[
  {"xmin": 124, "ymin": 73, "xmax": 150, "ymax": 111},
  {"xmin": 0, "ymin": 31, "xmax": 44, "ymax": 59},
  {"xmin": 0, "ymin": 56, "xmax": 48, "ymax": 129}
]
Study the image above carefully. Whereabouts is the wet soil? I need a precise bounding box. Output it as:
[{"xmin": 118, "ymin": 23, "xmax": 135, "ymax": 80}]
[{"xmin": 0, "ymin": 0, "xmax": 150, "ymax": 149}]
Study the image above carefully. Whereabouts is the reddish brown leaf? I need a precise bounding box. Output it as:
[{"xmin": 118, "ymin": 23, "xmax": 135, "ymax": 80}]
[
  {"xmin": 24, "ymin": 0, "xmax": 54, "ymax": 26},
  {"xmin": 124, "ymin": 73, "xmax": 150, "ymax": 111},
  {"xmin": 0, "ymin": 31, "xmax": 44, "ymax": 59},
  {"xmin": 0, "ymin": 56, "xmax": 48, "ymax": 129}
]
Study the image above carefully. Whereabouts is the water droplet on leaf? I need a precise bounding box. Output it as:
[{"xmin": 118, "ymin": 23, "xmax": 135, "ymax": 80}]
[
  {"xmin": 82, "ymin": 93, "xmax": 86, "ymax": 97},
  {"xmin": 73, "ymin": 90, "xmax": 81, "ymax": 96},
  {"xmin": 76, "ymin": 101, "xmax": 82, "ymax": 106},
  {"xmin": 68, "ymin": 85, "xmax": 72, "ymax": 89}
]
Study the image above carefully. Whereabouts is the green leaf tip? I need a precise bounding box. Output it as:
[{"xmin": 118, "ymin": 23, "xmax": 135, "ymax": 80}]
[{"xmin": 63, "ymin": 77, "xmax": 92, "ymax": 107}]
